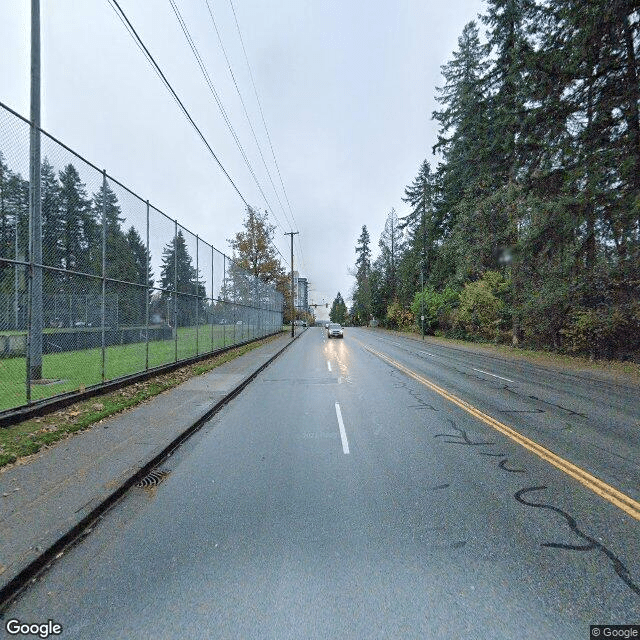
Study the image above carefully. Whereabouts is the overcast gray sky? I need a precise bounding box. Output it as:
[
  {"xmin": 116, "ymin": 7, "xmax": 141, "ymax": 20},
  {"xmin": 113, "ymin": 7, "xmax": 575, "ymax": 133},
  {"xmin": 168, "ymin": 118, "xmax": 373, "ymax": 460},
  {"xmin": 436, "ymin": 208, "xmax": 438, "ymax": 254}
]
[{"xmin": 1, "ymin": 0, "xmax": 485, "ymax": 320}]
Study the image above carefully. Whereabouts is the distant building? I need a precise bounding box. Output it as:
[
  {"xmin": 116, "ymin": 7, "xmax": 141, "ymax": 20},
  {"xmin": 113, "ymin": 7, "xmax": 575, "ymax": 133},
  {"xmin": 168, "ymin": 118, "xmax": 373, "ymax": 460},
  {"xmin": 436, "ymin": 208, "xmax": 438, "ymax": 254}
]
[{"xmin": 293, "ymin": 272, "xmax": 309, "ymax": 314}]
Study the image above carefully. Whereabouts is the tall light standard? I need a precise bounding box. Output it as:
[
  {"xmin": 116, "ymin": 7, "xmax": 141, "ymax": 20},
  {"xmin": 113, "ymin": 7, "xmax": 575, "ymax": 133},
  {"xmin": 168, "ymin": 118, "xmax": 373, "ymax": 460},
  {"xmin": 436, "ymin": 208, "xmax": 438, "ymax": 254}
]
[{"xmin": 27, "ymin": 0, "xmax": 43, "ymax": 388}]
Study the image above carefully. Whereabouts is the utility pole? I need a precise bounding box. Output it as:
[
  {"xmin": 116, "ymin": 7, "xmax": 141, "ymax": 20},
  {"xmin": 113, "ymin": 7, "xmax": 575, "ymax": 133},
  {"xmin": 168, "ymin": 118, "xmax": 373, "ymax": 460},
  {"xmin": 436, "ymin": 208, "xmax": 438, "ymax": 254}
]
[
  {"xmin": 284, "ymin": 231, "xmax": 298, "ymax": 338},
  {"xmin": 421, "ymin": 181, "xmax": 427, "ymax": 341},
  {"xmin": 28, "ymin": 0, "xmax": 43, "ymax": 383}
]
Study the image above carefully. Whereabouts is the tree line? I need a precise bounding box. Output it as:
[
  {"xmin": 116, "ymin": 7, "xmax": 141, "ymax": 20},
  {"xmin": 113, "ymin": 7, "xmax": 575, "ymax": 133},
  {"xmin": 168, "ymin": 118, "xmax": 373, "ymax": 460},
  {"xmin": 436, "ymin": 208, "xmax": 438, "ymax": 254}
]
[
  {"xmin": 0, "ymin": 155, "xmax": 226, "ymax": 329},
  {"xmin": 349, "ymin": 0, "xmax": 639, "ymax": 360}
]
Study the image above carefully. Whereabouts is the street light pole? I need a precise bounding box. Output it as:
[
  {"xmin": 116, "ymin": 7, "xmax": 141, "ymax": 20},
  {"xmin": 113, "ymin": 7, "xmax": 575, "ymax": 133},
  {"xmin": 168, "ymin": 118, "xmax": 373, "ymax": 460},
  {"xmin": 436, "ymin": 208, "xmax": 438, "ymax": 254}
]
[
  {"xmin": 28, "ymin": 0, "xmax": 43, "ymax": 384},
  {"xmin": 284, "ymin": 231, "xmax": 299, "ymax": 338}
]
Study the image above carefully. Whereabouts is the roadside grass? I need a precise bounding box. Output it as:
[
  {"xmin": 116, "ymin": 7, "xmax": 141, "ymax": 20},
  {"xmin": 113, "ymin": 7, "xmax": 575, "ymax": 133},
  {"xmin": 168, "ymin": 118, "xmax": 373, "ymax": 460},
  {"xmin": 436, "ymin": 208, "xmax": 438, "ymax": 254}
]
[
  {"xmin": 0, "ymin": 324, "xmax": 267, "ymax": 411},
  {"xmin": 0, "ymin": 332, "xmax": 284, "ymax": 469},
  {"xmin": 380, "ymin": 327, "xmax": 640, "ymax": 384}
]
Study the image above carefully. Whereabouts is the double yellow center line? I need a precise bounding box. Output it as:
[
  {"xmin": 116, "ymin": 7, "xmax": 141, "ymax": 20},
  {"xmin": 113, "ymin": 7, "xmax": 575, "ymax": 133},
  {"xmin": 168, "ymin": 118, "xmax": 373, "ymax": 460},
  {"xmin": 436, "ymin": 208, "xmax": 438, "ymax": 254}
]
[{"xmin": 364, "ymin": 344, "xmax": 640, "ymax": 522}]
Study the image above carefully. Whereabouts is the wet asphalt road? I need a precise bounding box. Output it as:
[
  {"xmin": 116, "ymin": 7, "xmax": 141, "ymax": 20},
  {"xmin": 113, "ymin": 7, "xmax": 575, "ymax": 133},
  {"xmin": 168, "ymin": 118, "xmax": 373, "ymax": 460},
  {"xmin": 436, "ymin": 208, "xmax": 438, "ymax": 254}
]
[{"xmin": 3, "ymin": 327, "xmax": 639, "ymax": 639}]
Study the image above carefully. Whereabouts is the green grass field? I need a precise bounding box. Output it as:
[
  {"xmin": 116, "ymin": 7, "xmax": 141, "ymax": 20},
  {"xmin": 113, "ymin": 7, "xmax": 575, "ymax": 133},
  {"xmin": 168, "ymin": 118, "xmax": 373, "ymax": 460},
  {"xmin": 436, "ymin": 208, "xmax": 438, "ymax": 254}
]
[{"xmin": 0, "ymin": 323, "xmax": 276, "ymax": 411}]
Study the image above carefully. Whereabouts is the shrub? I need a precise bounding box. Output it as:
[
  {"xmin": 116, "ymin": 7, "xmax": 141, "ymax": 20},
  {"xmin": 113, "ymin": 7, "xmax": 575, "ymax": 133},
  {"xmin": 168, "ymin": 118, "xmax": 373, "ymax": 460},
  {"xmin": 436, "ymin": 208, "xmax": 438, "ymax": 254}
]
[
  {"xmin": 560, "ymin": 303, "xmax": 640, "ymax": 359},
  {"xmin": 452, "ymin": 271, "xmax": 509, "ymax": 342},
  {"xmin": 386, "ymin": 301, "xmax": 414, "ymax": 330},
  {"xmin": 410, "ymin": 286, "xmax": 459, "ymax": 334}
]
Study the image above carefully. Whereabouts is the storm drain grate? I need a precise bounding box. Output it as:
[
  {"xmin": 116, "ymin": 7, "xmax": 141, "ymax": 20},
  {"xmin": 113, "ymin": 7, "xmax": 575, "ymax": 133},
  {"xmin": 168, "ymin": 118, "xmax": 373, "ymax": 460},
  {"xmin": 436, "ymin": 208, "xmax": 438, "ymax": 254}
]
[{"xmin": 136, "ymin": 469, "xmax": 170, "ymax": 488}]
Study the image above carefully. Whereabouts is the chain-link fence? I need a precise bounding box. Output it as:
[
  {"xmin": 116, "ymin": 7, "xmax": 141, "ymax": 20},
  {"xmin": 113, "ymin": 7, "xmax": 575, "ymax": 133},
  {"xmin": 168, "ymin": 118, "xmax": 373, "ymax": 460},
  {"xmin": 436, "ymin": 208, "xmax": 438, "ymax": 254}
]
[{"xmin": 0, "ymin": 102, "xmax": 283, "ymax": 414}]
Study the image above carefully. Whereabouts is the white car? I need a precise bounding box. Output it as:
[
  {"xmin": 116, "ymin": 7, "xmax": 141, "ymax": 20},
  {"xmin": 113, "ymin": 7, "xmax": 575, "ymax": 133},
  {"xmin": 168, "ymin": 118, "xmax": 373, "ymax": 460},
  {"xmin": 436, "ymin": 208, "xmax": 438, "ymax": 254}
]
[{"xmin": 327, "ymin": 323, "xmax": 343, "ymax": 339}]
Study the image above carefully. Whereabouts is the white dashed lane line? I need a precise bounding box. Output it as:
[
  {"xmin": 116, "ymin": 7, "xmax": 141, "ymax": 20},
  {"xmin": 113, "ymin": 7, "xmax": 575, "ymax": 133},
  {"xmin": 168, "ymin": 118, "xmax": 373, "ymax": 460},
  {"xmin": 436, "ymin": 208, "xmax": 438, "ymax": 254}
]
[
  {"xmin": 471, "ymin": 367, "xmax": 515, "ymax": 383},
  {"xmin": 376, "ymin": 336, "xmax": 515, "ymax": 383},
  {"xmin": 334, "ymin": 403, "xmax": 350, "ymax": 454}
]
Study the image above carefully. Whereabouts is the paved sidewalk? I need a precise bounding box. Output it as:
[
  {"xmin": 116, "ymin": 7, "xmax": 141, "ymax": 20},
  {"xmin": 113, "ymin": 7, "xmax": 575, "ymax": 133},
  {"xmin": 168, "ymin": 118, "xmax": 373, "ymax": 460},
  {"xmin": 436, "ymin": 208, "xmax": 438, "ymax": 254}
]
[{"xmin": 0, "ymin": 332, "xmax": 296, "ymax": 602}]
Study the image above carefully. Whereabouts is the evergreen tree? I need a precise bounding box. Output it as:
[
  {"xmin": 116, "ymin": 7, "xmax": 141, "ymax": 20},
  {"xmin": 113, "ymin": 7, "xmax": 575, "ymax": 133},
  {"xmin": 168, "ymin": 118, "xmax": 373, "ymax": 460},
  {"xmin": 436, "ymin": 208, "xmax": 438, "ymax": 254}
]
[
  {"xmin": 0, "ymin": 153, "xmax": 29, "ymax": 329},
  {"xmin": 57, "ymin": 164, "xmax": 95, "ymax": 279},
  {"xmin": 125, "ymin": 226, "xmax": 153, "ymax": 289},
  {"xmin": 160, "ymin": 230, "xmax": 205, "ymax": 327},
  {"xmin": 378, "ymin": 209, "xmax": 403, "ymax": 302},
  {"xmin": 93, "ymin": 181, "xmax": 127, "ymax": 280},
  {"xmin": 371, "ymin": 209, "xmax": 405, "ymax": 323},
  {"xmin": 369, "ymin": 260, "xmax": 387, "ymax": 324},
  {"xmin": 351, "ymin": 225, "xmax": 372, "ymax": 325},
  {"xmin": 329, "ymin": 292, "xmax": 348, "ymax": 325},
  {"xmin": 0, "ymin": 154, "xmax": 28, "ymax": 268},
  {"xmin": 432, "ymin": 21, "xmax": 490, "ymax": 228},
  {"xmin": 513, "ymin": 0, "xmax": 640, "ymax": 348},
  {"xmin": 0, "ymin": 152, "xmax": 11, "ymax": 263},
  {"xmin": 399, "ymin": 161, "xmax": 438, "ymax": 305},
  {"xmin": 361, "ymin": 0, "xmax": 640, "ymax": 358},
  {"xmin": 122, "ymin": 226, "xmax": 154, "ymax": 326},
  {"xmin": 482, "ymin": 0, "xmax": 536, "ymax": 183},
  {"xmin": 39, "ymin": 159, "xmax": 64, "ymax": 326},
  {"xmin": 40, "ymin": 159, "xmax": 63, "ymax": 273}
]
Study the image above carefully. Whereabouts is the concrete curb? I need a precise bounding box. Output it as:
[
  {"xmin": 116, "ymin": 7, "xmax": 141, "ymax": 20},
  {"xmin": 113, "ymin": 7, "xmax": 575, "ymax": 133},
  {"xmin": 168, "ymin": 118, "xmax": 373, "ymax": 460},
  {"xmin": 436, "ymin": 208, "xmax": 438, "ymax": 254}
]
[{"xmin": 0, "ymin": 329, "xmax": 305, "ymax": 610}]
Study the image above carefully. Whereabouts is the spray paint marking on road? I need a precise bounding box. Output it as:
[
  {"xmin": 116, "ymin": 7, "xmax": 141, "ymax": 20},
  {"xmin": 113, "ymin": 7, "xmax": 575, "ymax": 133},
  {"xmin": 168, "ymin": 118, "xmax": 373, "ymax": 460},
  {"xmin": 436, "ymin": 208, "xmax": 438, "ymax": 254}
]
[
  {"xmin": 472, "ymin": 367, "xmax": 515, "ymax": 383},
  {"xmin": 335, "ymin": 403, "xmax": 350, "ymax": 454},
  {"xmin": 363, "ymin": 344, "xmax": 640, "ymax": 522}
]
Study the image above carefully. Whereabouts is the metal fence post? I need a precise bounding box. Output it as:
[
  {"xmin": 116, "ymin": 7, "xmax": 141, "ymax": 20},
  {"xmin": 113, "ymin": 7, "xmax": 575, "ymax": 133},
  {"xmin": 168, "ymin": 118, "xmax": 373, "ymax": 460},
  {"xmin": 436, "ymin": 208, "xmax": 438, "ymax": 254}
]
[
  {"xmin": 210, "ymin": 245, "xmax": 214, "ymax": 353},
  {"xmin": 25, "ymin": 262, "xmax": 32, "ymax": 404},
  {"xmin": 254, "ymin": 276, "xmax": 258, "ymax": 340},
  {"xmin": 174, "ymin": 219, "xmax": 178, "ymax": 363},
  {"xmin": 145, "ymin": 200, "xmax": 149, "ymax": 370},
  {"xmin": 14, "ymin": 218, "xmax": 19, "ymax": 329},
  {"xmin": 101, "ymin": 170, "xmax": 107, "ymax": 382},
  {"xmin": 232, "ymin": 258, "xmax": 236, "ymax": 345},
  {"xmin": 195, "ymin": 234, "xmax": 199, "ymax": 356}
]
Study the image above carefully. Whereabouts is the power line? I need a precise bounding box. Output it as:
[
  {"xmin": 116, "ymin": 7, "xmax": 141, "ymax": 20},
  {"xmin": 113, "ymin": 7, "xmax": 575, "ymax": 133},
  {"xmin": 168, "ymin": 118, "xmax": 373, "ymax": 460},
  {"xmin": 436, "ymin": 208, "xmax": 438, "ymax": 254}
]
[
  {"xmin": 168, "ymin": 0, "xmax": 287, "ymax": 237},
  {"xmin": 106, "ymin": 0, "xmax": 291, "ymax": 270},
  {"xmin": 203, "ymin": 0, "xmax": 294, "ymax": 232},
  {"xmin": 227, "ymin": 0, "xmax": 306, "ymax": 272},
  {"xmin": 107, "ymin": 0, "xmax": 248, "ymax": 207},
  {"xmin": 167, "ymin": 0, "xmax": 290, "ymax": 268},
  {"xmin": 107, "ymin": 1, "xmax": 204, "ymax": 146}
]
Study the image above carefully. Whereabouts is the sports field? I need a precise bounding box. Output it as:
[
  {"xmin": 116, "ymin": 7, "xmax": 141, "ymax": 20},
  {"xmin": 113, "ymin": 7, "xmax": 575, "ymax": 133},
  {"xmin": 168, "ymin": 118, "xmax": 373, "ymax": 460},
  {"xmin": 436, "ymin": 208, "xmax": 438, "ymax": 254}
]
[{"xmin": 0, "ymin": 323, "xmax": 268, "ymax": 411}]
